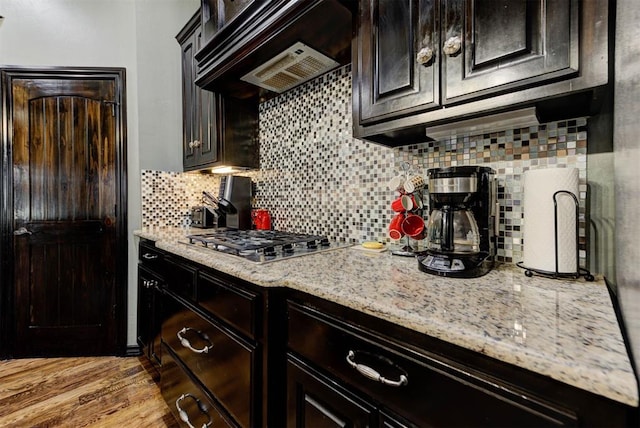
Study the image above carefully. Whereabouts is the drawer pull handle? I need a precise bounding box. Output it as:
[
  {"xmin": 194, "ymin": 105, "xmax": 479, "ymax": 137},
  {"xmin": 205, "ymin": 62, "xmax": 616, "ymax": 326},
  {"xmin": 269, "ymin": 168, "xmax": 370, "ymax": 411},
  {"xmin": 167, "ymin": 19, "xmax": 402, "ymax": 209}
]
[
  {"xmin": 175, "ymin": 393, "xmax": 213, "ymax": 428},
  {"xmin": 142, "ymin": 253, "xmax": 159, "ymax": 260},
  {"xmin": 177, "ymin": 327, "xmax": 214, "ymax": 354},
  {"xmin": 346, "ymin": 350, "xmax": 408, "ymax": 387}
]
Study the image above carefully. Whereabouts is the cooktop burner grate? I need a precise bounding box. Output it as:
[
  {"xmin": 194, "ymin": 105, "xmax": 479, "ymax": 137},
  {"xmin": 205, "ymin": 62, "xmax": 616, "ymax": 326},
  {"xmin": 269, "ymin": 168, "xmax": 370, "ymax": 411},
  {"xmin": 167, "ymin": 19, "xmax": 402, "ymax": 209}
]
[{"xmin": 181, "ymin": 229, "xmax": 346, "ymax": 263}]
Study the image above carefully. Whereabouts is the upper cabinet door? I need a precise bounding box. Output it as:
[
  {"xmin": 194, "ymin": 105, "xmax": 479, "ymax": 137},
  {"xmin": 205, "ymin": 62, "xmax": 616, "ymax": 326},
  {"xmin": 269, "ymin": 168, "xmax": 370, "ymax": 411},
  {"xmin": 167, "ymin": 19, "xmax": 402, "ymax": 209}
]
[
  {"xmin": 181, "ymin": 30, "xmax": 199, "ymax": 168},
  {"xmin": 196, "ymin": 90, "xmax": 219, "ymax": 167},
  {"xmin": 443, "ymin": 0, "xmax": 579, "ymax": 103},
  {"xmin": 201, "ymin": 0, "xmax": 256, "ymax": 47},
  {"xmin": 357, "ymin": 0, "xmax": 440, "ymax": 124}
]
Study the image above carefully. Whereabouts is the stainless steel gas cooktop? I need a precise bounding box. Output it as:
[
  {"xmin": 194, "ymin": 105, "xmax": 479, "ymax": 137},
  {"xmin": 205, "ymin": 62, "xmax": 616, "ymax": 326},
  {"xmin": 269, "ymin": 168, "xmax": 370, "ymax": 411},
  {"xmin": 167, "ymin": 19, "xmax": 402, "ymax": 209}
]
[{"xmin": 180, "ymin": 229, "xmax": 351, "ymax": 263}]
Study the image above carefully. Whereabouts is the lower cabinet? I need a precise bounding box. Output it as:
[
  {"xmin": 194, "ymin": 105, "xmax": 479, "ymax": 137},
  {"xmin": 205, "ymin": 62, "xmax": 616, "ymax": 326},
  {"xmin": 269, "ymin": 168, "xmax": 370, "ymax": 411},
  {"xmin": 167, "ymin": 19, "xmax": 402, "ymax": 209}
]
[
  {"xmin": 287, "ymin": 354, "xmax": 414, "ymax": 428},
  {"xmin": 287, "ymin": 354, "xmax": 376, "ymax": 428},
  {"xmin": 150, "ymin": 248, "xmax": 285, "ymax": 428},
  {"xmin": 163, "ymin": 292, "xmax": 256, "ymax": 428},
  {"xmin": 137, "ymin": 238, "xmax": 635, "ymax": 427},
  {"xmin": 137, "ymin": 241, "xmax": 167, "ymax": 371},
  {"xmin": 162, "ymin": 345, "xmax": 234, "ymax": 428},
  {"xmin": 285, "ymin": 295, "xmax": 634, "ymax": 427}
]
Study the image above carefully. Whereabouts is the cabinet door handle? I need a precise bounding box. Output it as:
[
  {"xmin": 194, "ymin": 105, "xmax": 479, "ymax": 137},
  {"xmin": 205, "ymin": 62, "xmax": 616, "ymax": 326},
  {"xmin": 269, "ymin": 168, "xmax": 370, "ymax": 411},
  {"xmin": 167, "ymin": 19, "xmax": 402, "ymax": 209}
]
[
  {"xmin": 416, "ymin": 47, "xmax": 434, "ymax": 65},
  {"xmin": 189, "ymin": 140, "xmax": 201, "ymax": 148},
  {"xmin": 142, "ymin": 253, "xmax": 158, "ymax": 260},
  {"xmin": 177, "ymin": 327, "xmax": 214, "ymax": 354},
  {"xmin": 346, "ymin": 350, "xmax": 408, "ymax": 387},
  {"xmin": 175, "ymin": 393, "xmax": 213, "ymax": 428},
  {"xmin": 13, "ymin": 227, "xmax": 33, "ymax": 236},
  {"xmin": 443, "ymin": 36, "xmax": 462, "ymax": 56}
]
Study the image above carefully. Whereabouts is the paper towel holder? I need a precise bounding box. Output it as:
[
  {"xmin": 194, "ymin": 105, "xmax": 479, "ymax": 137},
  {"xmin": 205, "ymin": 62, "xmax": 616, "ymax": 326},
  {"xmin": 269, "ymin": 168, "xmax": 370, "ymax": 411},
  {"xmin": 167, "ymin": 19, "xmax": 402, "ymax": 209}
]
[{"xmin": 517, "ymin": 190, "xmax": 595, "ymax": 281}]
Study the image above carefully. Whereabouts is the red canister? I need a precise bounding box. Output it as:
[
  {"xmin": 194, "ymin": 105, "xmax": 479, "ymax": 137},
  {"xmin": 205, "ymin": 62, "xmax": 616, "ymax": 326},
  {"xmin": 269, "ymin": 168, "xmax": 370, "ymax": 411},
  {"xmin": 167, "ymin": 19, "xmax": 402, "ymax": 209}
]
[{"xmin": 251, "ymin": 209, "xmax": 272, "ymax": 230}]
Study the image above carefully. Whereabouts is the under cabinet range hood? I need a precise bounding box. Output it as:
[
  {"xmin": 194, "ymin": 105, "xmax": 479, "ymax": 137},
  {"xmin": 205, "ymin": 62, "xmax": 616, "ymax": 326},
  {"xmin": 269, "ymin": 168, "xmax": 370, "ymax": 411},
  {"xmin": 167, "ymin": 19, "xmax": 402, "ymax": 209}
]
[
  {"xmin": 194, "ymin": 0, "xmax": 354, "ymax": 99},
  {"xmin": 241, "ymin": 42, "xmax": 340, "ymax": 93}
]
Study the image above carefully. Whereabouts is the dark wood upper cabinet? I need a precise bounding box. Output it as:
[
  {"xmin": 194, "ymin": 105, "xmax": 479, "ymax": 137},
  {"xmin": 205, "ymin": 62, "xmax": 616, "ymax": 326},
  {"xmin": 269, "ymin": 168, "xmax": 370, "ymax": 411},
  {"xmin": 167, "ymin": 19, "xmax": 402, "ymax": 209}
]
[
  {"xmin": 194, "ymin": 0, "xmax": 354, "ymax": 100},
  {"xmin": 358, "ymin": 0, "xmax": 440, "ymax": 124},
  {"xmin": 177, "ymin": 12, "xmax": 258, "ymax": 172},
  {"xmin": 442, "ymin": 0, "xmax": 578, "ymax": 103},
  {"xmin": 353, "ymin": 0, "xmax": 609, "ymax": 146},
  {"xmin": 178, "ymin": 14, "xmax": 219, "ymax": 170},
  {"xmin": 201, "ymin": 0, "xmax": 256, "ymax": 46}
]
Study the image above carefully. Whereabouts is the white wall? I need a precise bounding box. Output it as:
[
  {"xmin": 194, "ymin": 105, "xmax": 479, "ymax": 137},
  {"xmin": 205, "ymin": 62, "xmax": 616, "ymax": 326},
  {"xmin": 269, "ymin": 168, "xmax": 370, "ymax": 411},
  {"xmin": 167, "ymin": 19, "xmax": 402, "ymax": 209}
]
[
  {"xmin": 0, "ymin": 0, "xmax": 198, "ymax": 347},
  {"xmin": 614, "ymin": 0, "xmax": 640, "ymax": 381}
]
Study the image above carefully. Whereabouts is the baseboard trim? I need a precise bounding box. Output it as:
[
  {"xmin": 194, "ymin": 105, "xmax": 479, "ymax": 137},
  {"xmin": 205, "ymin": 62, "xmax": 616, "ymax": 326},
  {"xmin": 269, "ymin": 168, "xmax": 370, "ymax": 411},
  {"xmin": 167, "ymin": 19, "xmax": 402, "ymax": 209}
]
[{"xmin": 123, "ymin": 345, "xmax": 142, "ymax": 357}]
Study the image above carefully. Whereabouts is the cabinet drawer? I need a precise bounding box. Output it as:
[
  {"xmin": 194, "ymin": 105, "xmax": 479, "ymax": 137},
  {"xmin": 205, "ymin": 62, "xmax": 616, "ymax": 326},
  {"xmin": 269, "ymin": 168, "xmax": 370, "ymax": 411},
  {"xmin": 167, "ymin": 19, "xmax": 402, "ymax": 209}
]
[
  {"xmin": 138, "ymin": 241, "xmax": 166, "ymax": 277},
  {"xmin": 161, "ymin": 345, "xmax": 232, "ymax": 428},
  {"xmin": 164, "ymin": 295, "xmax": 256, "ymax": 427},
  {"xmin": 198, "ymin": 271, "xmax": 259, "ymax": 339},
  {"xmin": 165, "ymin": 258, "xmax": 197, "ymax": 300},
  {"xmin": 287, "ymin": 301, "xmax": 577, "ymax": 427}
]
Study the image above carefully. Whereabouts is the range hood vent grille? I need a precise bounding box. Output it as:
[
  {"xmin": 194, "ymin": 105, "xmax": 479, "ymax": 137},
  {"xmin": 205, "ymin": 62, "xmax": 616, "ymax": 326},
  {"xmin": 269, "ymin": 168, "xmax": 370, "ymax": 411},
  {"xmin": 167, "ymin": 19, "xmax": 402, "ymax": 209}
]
[{"xmin": 241, "ymin": 42, "xmax": 339, "ymax": 93}]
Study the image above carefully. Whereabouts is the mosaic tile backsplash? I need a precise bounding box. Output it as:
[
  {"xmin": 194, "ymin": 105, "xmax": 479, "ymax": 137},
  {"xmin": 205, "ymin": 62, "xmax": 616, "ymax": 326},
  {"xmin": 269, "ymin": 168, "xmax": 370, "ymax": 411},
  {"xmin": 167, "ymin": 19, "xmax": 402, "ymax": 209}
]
[
  {"xmin": 141, "ymin": 64, "xmax": 588, "ymax": 266},
  {"xmin": 141, "ymin": 170, "xmax": 219, "ymax": 228}
]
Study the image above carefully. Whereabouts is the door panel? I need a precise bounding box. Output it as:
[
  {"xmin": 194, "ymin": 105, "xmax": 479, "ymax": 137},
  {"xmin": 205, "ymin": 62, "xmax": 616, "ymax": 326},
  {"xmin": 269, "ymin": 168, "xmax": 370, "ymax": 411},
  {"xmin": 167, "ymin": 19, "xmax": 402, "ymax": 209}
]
[
  {"xmin": 358, "ymin": 0, "xmax": 440, "ymax": 124},
  {"xmin": 4, "ymin": 71, "xmax": 125, "ymax": 357},
  {"xmin": 443, "ymin": 0, "xmax": 578, "ymax": 103}
]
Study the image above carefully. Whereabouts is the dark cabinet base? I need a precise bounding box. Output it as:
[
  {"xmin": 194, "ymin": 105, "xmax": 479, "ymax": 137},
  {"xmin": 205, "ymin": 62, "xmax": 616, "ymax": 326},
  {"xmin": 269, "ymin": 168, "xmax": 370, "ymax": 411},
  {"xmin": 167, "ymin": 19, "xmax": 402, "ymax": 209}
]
[
  {"xmin": 162, "ymin": 344, "xmax": 234, "ymax": 428},
  {"xmin": 287, "ymin": 354, "xmax": 376, "ymax": 428},
  {"xmin": 286, "ymin": 292, "xmax": 635, "ymax": 427},
  {"xmin": 163, "ymin": 292, "xmax": 256, "ymax": 428}
]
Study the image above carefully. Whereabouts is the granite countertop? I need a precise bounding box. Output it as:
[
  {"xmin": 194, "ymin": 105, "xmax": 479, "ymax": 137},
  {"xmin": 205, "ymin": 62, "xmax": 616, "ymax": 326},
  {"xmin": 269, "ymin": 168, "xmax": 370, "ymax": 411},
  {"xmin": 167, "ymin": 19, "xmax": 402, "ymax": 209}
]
[{"xmin": 135, "ymin": 227, "xmax": 639, "ymax": 407}]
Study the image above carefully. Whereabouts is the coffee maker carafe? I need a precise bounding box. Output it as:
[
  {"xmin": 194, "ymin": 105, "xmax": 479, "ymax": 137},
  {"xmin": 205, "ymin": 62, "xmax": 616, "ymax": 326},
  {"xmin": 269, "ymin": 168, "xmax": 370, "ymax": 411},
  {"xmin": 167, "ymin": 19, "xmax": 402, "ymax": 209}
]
[{"xmin": 419, "ymin": 166, "xmax": 497, "ymax": 278}]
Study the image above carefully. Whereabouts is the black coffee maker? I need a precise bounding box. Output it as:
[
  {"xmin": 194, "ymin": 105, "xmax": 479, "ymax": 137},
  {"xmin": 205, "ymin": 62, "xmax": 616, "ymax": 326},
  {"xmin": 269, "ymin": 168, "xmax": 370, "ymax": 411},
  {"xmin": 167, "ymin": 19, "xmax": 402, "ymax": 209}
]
[{"xmin": 418, "ymin": 166, "xmax": 497, "ymax": 278}]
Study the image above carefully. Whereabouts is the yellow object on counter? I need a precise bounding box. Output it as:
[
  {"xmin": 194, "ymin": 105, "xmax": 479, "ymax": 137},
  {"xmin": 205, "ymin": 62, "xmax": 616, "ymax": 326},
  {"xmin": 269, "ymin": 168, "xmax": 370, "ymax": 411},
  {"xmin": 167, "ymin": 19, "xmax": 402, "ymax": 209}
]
[{"xmin": 362, "ymin": 241, "xmax": 384, "ymax": 250}]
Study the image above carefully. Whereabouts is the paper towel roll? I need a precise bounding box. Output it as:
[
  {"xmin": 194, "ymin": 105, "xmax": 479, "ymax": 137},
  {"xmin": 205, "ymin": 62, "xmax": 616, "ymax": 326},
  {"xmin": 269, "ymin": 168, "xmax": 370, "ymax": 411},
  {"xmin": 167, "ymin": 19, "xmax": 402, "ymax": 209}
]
[{"xmin": 523, "ymin": 168, "xmax": 579, "ymax": 273}]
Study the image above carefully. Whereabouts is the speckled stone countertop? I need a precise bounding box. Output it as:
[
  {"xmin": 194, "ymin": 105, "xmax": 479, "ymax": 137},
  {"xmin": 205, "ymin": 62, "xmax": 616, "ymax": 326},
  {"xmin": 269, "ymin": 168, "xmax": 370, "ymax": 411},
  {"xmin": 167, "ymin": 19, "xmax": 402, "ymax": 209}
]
[{"xmin": 135, "ymin": 227, "xmax": 638, "ymax": 407}]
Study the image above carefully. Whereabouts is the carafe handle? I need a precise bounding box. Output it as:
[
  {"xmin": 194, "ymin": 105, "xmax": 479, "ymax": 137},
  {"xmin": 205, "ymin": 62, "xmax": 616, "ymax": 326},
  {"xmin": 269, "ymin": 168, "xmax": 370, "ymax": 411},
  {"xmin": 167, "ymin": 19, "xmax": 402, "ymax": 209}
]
[{"xmin": 442, "ymin": 208, "xmax": 454, "ymax": 252}]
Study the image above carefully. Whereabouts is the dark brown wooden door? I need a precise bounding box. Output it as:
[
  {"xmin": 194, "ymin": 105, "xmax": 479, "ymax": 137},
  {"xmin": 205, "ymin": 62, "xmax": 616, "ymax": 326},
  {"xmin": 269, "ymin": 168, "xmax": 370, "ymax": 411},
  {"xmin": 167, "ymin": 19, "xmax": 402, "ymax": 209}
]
[{"xmin": 2, "ymin": 69, "xmax": 127, "ymax": 357}]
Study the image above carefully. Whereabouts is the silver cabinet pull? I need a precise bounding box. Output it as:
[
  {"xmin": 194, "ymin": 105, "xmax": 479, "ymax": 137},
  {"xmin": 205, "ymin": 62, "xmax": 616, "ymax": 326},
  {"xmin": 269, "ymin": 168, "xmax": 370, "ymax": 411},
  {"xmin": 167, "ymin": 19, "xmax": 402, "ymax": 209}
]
[
  {"xmin": 443, "ymin": 36, "xmax": 462, "ymax": 55},
  {"xmin": 346, "ymin": 350, "xmax": 408, "ymax": 387},
  {"xmin": 13, "ymin": 227, "xmax": 32, "ymax": 236},
  {"xmin": 142, "ymin": 253, "xmax": 158, "ymax": 260},
  {"xmin": 416, "ymin": 46, "xmax": 434, "ymax": 65},
  {"xmin": 177, "ymin": 327, "xmax": 213, "ymax": 354},
  {"xmin": 175, "ymin": 393, "xmax": 212, "ymax": 428}
]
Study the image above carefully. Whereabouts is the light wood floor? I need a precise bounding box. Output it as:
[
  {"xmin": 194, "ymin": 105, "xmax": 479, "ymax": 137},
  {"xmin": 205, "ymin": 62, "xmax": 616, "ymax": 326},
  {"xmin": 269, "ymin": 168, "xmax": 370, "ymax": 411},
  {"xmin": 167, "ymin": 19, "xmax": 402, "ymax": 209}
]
[{"xmin": 0, "ymin": 356, "xmax": 178, "ymax": 427}]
